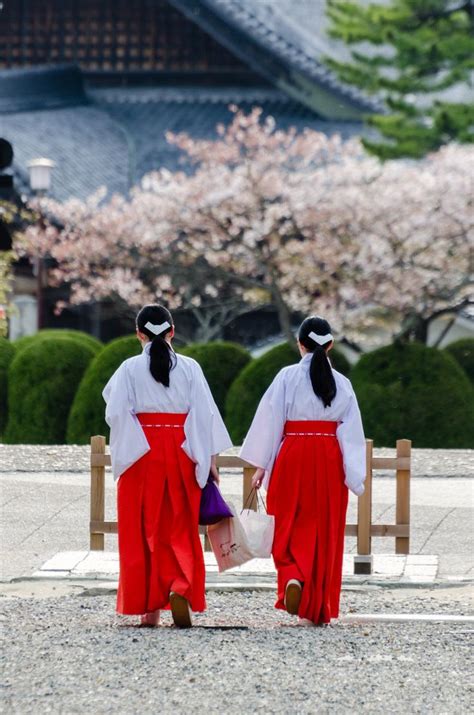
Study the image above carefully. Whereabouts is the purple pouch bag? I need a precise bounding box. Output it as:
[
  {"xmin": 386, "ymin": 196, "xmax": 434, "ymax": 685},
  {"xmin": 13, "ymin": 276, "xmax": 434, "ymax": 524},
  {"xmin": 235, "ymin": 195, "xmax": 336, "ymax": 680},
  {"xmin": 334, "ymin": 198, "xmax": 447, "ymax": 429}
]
[{"xmin": 199, "ymin": 473, "xmax": 233, "ymax": 526}]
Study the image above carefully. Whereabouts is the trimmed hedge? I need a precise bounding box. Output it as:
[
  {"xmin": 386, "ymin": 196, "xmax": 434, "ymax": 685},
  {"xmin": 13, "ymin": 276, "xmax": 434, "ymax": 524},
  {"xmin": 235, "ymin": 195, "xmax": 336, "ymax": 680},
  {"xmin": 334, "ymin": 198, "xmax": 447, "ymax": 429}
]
[
  {"xmin": 181, "ymin": 341, "xmax": 251, "ymax": 416},
  {"xmin": 225, "ymin": 342, "xmax": 350, "ymax": 444},
  {"xmin": 0, "ymin": 337, "xmax": 15, "ymax": 435},
  {"xmin": 67, "ymin": 336, "xmax": 141, "ymax": 444},
  {"xmin": 351, "ymin": 342, "xmax": 474, "ymax": 448},
  {"xmin": 444, "ymin": 338, "xmax": 474, "ymax": 383},
  {"xmin": 330, "ymin": 348, "xmax": 351, "ymax": 376},
  {"xmin": 14, "ymin": 329, "xmax": 102, "ymax": 356},
  {"xmin": 226, "ymin": 343, "xmax": 298, "ymax": 443},
  {"xmin": 5, "ymin": 337, "xmax": 96, "ymax": 444}
]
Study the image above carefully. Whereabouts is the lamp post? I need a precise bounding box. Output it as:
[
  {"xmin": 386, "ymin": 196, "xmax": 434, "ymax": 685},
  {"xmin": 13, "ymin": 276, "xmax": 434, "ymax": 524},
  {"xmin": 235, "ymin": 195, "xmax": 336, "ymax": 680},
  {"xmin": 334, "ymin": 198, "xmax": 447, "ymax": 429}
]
[
  {"xmin": 27, "ymin": 158, "xmax": 55, "ymax": 329},
  {"xmin": 27, "ymin": 158, "xmax": 55, "ymax": 195}
]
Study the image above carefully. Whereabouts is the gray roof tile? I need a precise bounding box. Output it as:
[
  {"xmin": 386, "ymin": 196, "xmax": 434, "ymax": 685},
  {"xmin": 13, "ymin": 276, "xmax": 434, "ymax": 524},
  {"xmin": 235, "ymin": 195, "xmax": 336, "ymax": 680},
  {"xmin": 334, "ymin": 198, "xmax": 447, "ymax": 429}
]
[
  {"xmin": 0, "ymin": 104, "xmax": 130, "ymax": 201},
  {"xmin": 1, "ymin": 71, "xmax": 361, "ymax": 202}
]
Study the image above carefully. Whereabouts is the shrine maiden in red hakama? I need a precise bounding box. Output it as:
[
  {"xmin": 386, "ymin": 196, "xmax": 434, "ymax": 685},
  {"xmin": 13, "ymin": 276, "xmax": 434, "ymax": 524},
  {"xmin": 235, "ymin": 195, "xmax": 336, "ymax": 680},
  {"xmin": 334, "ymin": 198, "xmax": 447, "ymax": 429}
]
[
  {"xmin": 240, "ymin": 317, "xmax": 365, "ymax": 625},
  {"xmin": 103, "ymin": 307, "xmax": 231, "ymax": 626}
]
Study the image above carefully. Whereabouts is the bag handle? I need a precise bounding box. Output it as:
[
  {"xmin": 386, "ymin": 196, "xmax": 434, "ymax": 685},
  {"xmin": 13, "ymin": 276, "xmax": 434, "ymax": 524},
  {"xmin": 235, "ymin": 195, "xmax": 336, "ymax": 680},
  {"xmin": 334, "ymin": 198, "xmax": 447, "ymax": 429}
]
[{"xmin": 242, "ymin": 487, "xmax": 268, "ymax": 514}]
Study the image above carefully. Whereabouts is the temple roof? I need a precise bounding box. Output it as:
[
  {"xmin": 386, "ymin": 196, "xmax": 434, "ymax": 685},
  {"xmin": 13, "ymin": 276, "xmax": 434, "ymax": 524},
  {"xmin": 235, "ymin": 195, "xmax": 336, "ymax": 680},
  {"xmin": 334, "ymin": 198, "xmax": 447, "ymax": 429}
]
[
  {"xmin": 168, "ymin": 0, "xmax": 380, "ymax": 119},
  {"xmin": 0, "ymin": 0, "xmax": 372, "ymax": 201},
  {"xmin": 0, "ymin": 71, "xmax": 362, "ymax": 201}
]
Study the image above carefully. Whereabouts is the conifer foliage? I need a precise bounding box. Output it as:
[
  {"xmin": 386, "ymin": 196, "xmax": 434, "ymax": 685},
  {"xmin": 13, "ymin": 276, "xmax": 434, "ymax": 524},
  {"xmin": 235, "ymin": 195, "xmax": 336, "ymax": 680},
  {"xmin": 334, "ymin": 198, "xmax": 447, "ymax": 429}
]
[{"xmin": 326, "ymin": 0, "xmax": 474, "ymax": 158}]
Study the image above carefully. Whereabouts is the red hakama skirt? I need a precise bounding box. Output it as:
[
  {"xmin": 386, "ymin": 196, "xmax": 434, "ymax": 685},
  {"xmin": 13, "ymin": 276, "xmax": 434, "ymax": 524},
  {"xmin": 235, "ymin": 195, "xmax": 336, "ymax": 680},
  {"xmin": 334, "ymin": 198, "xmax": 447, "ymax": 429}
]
[
  {"xmin": 266, "ymin": 420, "xmax": 348, "ymax": 624},
  {"xmin": 116, "ymin": 413, "xmax": 205, "ymax": 615}
]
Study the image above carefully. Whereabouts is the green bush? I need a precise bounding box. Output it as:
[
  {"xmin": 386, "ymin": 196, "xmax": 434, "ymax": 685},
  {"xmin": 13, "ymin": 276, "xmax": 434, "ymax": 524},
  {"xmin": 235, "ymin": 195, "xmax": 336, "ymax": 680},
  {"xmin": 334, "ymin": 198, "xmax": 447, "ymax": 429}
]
[
  {"xmin": 67, "ymin": 336, "xmax": 140, "ymax": 444},
  {"xmin": 5, "ymin": 337, "xmax": 96, "ymax": 444},
  {"xmin": 330, "ymin": 348, "xmax": 351, "ymax": 376},
  {"xmin": 226, "ymin": 343, "xmax": 298, "ymax": 444},
  {"xmin": 14, "ymin": 329, "xmax": 102, "ymax": 356},
  {"xmin": 444, "ymin": 338, "xmax": 474, "ymax": 383},
  {"xmin": 225, "ymin": 342, "xmax": 350, "ymax": 444},
  {"xmin": 181, "ymin": 341, "xmax": 251, "ymax": 416},
  {"xmin": 351, "ymin": 342, "xmax": 474, "ymax": 448},
  {"xmin": 0, "ymin": 338, "xmax": 15, "ymax": 435}
]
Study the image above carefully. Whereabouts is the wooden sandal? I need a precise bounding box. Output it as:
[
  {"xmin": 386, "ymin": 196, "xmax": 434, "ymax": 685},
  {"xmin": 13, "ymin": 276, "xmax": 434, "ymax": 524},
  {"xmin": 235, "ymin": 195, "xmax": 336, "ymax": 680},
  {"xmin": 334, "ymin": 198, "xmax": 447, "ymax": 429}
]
[
  {"xmin": 284, "ymin": 580, "xmax": 302, "ymax": 616},
  {"xmin": 170, "ymin": 592, "xmax": 193, "ymax": 628}
]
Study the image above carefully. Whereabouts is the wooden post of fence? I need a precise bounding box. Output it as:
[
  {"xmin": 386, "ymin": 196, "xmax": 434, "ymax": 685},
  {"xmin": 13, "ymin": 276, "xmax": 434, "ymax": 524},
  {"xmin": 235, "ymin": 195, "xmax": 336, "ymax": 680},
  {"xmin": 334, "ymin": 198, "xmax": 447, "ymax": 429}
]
[
  {"xmin": 396, "ymin": 439, "xmax": 411, "ymax": 554},
  {"xmin": 243, "ymin": 466, "xmax": 257, "ymax": 511},
  {"xmin": 354, "ymin": 439, "xmax": 373, "ymax": 575},
  {"xmin": 90, "ymin": 435, "xmax": 106, "ymax": 551}
]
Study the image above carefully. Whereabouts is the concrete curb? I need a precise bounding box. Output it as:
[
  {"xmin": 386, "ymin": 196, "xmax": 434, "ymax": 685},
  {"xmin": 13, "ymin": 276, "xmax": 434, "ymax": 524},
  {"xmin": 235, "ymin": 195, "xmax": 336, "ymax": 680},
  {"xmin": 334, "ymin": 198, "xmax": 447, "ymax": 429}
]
[
  {"xmin": 341, "ymin": 613, "xmax": 474, "ymax": 624},
  {"xmin": 2, "ymin": 576, "xmax": 472, "ymax": 596}
]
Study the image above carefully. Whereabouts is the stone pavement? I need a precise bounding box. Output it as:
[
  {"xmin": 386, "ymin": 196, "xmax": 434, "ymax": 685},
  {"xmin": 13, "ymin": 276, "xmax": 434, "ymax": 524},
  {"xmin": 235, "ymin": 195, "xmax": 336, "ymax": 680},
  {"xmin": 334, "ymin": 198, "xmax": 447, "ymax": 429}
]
[
  {"xmin": 34, "ymin": 549, "xmax": 442, "ymax": 588},
  {"xmin": 2, "ymin": 447, "xmax": 473, "ymax": 715},
  {"xmin": 2, "ymin": 444, "xmax": 472, "ymax": 476},
  {"xmin": 1, "ymin": 446, "xmax": 473, "ymax": 584}
]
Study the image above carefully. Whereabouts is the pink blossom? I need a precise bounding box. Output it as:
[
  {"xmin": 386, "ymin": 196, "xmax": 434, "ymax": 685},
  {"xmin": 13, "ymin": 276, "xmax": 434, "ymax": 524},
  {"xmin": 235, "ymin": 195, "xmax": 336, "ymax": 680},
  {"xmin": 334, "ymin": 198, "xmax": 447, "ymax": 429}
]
[{"xmin": 18, "ymin": 110, "xmax": 473, "ymax": 345}]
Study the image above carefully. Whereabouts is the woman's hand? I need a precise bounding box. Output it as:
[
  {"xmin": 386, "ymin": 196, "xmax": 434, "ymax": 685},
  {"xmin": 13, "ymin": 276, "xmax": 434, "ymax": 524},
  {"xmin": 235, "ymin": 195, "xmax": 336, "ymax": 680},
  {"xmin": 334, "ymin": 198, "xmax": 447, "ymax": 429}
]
[
  {"xmin": 251, "ymin": 467, "xmax": 265, "ymax": 489},
  {"xmin": 210, "ymin": 456, "xmax": 220, "ymax": 485}
]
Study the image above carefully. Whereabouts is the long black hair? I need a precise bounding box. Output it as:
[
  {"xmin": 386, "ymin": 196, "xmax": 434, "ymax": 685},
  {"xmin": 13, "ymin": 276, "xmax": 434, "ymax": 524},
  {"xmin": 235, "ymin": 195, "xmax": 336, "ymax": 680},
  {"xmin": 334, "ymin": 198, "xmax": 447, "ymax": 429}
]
[
  {"xmin": 136, "ymin": 304, "xmax": 175, "ymax": 387},
  {"xmin": 298, "ymin": 315, "xmax": 337, "ymax": 408}
]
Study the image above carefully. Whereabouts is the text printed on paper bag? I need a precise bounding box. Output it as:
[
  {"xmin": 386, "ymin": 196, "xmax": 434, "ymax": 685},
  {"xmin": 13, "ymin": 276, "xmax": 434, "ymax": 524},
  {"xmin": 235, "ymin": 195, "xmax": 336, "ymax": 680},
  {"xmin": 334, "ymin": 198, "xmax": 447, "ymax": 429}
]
[{"xmin": 219, "ymin": 540, "xmax": 241, "ymax": 557}]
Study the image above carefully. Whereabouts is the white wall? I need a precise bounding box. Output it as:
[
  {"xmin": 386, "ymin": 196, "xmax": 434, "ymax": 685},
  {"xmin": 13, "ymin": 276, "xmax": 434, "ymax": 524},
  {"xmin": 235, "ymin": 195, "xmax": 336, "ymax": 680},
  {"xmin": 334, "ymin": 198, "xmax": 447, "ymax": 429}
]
[{"xmin": 8, "ymin": 295, "xmax": 37, "ymax": 340}]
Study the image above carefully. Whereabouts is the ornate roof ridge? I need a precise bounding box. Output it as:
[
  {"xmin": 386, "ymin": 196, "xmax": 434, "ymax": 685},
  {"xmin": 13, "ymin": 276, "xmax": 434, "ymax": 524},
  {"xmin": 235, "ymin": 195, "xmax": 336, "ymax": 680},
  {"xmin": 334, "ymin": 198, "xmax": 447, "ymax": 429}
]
[
  {"xmin": 89, "ymin": 86, "xmax": 291, "ymax": 105},
  {"xmin": 169, "ymin": 0, "xmax": 383, "ymax": 118}
]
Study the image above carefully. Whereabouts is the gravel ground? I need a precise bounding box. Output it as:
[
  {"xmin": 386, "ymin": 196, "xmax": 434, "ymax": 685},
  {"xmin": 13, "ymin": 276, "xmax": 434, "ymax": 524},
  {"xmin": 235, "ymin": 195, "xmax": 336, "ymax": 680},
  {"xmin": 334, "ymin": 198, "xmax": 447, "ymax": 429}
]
[
  {"xmin": 1, "ymin": 588, "xmax": 473, "ymax": 714},
  {"xmin": 1, "ymin": 445, "xmax": 473, "ymax": 477}
]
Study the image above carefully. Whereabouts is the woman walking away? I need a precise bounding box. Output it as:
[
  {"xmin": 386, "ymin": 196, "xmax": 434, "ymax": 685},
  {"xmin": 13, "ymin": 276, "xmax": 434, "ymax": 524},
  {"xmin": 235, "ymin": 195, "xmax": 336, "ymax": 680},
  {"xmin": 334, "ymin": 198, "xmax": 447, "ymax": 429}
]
[
  {"xmin": 240, "ymin": 316, "xmax": 365, "ymax": 626},
  {"xmin": 103, "ymin": 304, "xmax": 232, "ymax": 628}
]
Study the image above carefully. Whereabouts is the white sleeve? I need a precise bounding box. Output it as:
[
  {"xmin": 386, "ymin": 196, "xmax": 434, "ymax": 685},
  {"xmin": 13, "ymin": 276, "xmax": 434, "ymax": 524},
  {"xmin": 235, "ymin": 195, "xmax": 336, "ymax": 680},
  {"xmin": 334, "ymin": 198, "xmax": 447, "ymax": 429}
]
[
  {"xmin": 336, "ymin": 389, "xmax": 366, "ymax": 496},
  {"xmin": 239, "ymin": 371, "xmax": 286, "ymax": 490},
  {"xmin": 102, "ymin": 362, "xmax": 150, "ymax": 481},
  {"xmin": 182, "ymin": 361, "xmax": 233, "ymax": 488}
]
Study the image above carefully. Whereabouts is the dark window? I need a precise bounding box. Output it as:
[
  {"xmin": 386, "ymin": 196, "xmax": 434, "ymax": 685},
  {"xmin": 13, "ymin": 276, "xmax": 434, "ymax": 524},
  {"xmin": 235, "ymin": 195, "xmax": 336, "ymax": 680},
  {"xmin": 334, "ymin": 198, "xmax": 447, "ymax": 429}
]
[{"xmin": 0, "ymin": 0, "xmax": 248, "ymax": 73}]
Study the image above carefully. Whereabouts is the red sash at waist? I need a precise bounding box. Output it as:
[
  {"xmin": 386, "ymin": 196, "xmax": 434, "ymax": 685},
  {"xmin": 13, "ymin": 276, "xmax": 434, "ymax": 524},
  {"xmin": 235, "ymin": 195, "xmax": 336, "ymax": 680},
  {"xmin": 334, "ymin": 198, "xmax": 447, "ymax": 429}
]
[
  {"xmin": 284, "ymin": 420, "xmax": 338, "ymax": 436},
  {"xmin": 137, "ymin": 413, "xmax": 187, "ymax": 428}
]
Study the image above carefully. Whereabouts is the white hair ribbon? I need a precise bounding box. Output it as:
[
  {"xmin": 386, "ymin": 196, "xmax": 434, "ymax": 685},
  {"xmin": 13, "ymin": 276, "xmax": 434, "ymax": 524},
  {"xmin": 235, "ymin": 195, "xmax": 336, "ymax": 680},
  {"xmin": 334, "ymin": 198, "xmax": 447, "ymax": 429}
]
[
  {"xmin": 308, "ymin": 331, "xmax": 333, "ymax": 346},
  {"xmin": 144, "ymin": 320, "xmax": 171, "ymax": 336}
]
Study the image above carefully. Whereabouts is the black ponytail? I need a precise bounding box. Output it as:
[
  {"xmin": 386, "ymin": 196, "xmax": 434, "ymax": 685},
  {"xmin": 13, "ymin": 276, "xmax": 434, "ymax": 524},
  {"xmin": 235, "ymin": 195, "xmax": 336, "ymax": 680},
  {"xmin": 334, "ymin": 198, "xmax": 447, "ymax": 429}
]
[
  {"xmin": 298, "ymin": 316, "xmax": 337, "ymax": 408},
  {"xmin": 136, "ymin": 304, "xmax": 176, "ymax": 387}
]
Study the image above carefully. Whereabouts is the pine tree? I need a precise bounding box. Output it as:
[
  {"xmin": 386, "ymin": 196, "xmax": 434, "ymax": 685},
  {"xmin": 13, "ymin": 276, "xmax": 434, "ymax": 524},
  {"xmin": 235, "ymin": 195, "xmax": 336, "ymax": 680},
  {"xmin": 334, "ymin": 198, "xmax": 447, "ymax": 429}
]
[{"xmin": 326, "ymin": 0, "xmax": 474, "ymax": 158}]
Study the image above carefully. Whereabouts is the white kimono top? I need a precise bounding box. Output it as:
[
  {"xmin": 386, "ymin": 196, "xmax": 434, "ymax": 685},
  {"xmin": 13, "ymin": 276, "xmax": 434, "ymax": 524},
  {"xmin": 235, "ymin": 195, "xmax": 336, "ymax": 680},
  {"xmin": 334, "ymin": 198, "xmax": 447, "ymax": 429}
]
[
  {"xmin": 239, "ymin": 353, "xmax": 366, "ymax": 496},
  {"xmin": 103, "ymin": 344, "xmax": 232, "ymax": 487}
]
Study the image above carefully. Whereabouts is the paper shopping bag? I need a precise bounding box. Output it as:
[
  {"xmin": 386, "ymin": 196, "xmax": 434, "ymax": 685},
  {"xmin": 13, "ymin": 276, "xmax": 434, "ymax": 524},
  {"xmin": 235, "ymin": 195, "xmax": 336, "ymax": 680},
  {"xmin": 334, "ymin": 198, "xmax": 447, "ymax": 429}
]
[
  {"xmin": 207, "ymin": 503, "xmax": 254, "ymax": 572},
  {"xmin": 240, "ymin": 508, "xmax": 275, "ymax": 559}
]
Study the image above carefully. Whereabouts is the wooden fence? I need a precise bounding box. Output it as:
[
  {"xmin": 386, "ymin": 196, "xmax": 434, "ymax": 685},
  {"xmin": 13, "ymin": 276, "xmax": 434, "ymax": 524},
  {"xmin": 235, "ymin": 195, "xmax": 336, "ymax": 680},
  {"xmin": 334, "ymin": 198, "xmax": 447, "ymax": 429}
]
[{"xmin": 90, "ymin": 436, "xmax": 411, "ymax": 575}]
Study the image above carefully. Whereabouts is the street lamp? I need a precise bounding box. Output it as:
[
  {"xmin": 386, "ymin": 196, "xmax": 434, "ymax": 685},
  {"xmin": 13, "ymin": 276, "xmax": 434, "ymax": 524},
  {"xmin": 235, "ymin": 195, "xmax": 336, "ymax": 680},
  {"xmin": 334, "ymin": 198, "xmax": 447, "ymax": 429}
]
[
  {"xmin": 27, "ymin": 157, "xmax": 55, "ymax": 329},
  {"xmin": 27, "ymin": 158, "xmax": 55, "ymax": 195}
]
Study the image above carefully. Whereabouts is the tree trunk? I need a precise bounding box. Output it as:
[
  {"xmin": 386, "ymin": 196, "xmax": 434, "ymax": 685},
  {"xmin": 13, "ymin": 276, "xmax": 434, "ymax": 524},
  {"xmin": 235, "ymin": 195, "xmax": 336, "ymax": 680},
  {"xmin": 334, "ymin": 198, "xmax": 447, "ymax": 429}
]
[
  {"xmin": 413, "ymin": 317, "xmax": 429, "ymax": 344},
  {"xmin": 270, "ymin": 277, "xmax": 295, "ymax": 346},
  {"xmin": 399, "ymin": 314, "xmax": 429, "ymax": 344}
]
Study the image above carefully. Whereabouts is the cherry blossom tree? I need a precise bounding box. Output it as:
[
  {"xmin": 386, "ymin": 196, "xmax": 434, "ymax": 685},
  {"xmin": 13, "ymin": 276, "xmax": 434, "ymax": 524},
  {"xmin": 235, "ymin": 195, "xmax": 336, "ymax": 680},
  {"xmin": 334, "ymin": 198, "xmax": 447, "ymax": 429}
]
[
  {"xmin": 20, "ymin": 185, "xmax": 259, "ymax": 342},
  {"xmin": 142, "ymin": 114, "xmax": 474, "ymax": 345},
  {"xmin": 21, "ymin": 108, "xmax": 363, "ymax": 343},
  {"xmin": 161, "ymin": 108, "xmax": 364, "ymax": 343},
  {"xmin": 327, "ymin": 143, "xmax": 474, "ymax": 345},
  {"xmin": 19, "ymin": 108, "xmax": 473, "ymax": 347}
]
